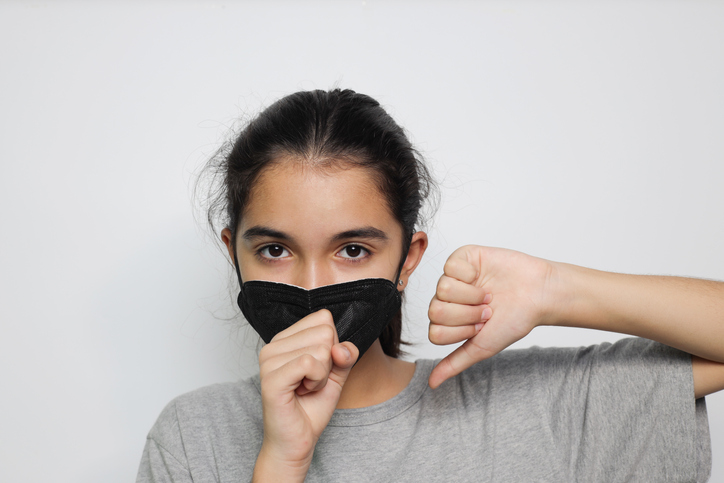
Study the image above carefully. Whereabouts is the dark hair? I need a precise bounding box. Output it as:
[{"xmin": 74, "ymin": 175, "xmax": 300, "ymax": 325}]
[{"xmin": 200, "ymin": 89, "xmax": 437, "ymax": 357}]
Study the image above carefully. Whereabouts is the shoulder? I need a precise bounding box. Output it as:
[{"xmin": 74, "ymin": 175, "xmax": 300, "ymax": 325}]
[
  {"xmin": 139, "ymin": 377, "xmax": 265, "ymax": 480},
  {"xmin": 147, "ymin": 376, "xmax": 263, "ymax": 448},
  {"xmin": 475, "ymin": 336, "xmax": 690, "ymax": 375},
  {"xmin": 172, "ymin": 377, "xmax": 261, "ymax": 415},
  {"xmin": 425, "ymin": 338, "xmax": 692, "ymax": 406},
  {"xmin": 419, "ymin": 339, "xmax": 708, "ymax": 481}
]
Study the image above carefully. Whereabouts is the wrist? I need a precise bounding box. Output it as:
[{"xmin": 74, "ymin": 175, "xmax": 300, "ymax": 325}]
[
  {"xmin": 540, "ymin": 260, "xmax": 580, "ymax": 328},
  {"xmin": 544, "ymin": 260, "xmax": 616, "ymax": 330},
  {"xmin": 253, "ymin": 441, "xmax": 314, "ymax": 483}
]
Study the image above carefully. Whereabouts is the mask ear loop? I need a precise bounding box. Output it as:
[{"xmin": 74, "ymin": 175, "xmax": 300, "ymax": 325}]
[
  {"xmin": 230, "ymin": 229, "xmax": 244, "ymax": 290},
  {"xmin": 394, "ymin": 232, "xmax": 414, "ymax": 287}
]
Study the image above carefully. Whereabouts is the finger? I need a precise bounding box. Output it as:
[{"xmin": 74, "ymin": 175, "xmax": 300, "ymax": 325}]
[
  {"xmin": 427, "ymin": 320, "xmax": 521, "ymax": 389},
  {"xmin": 427, "ymin": 340, "xmax": 496, "ymax": 389},
  {"xmin": 296, "ymin": 367, "xmax": 330, "ymax": 396},
  {"xmin": 428, "ymin": 297, "xmax": 492, "ymax": 327},
  {"xmin": 296, "ymin": 342, "xmax": 359, "ymax": 396},
  {"xmin": 435, "ymin": 275, "xmax": 490, "ymax": 305},
  {"xmin": 443, "ymin": 250, "xmax": 479, "ymax": 284},
  {"xmin": 260, "ymin": 323, "xmax": 337, "ymax": 363},
  {"xmin": 327, "ymin": 342, "xmax": 359, "ymax": 388},
  {"xmin": 271, "ymin": 309, "xmax": 336, "ymax": 343},
  {"xmin": 332, "ymin": 342, "xmax": 359, "ymax": 370},
  {"xmin": 428, "ymin": 322, "xmax": 483, "ymax": 345},
  {"xmin": 264, "ymin": 352, "xmax": 332, "ymax": 398},
  {"xmin": 261, "ymin": 343, "xmax": 333, "ymax": 382},
  {"xmin": 296, "ymin": 343, "xmax": 336, "ymax": 394}
]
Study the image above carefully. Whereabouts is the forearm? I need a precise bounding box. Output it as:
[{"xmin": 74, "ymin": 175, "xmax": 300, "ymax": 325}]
[
  {"xmin": 252, "ymin": 443, "xmax": 312, "ymax": 483},
  {"xmin": 548, "ymin": 262, "xmax": 724, "ymax": 363}
]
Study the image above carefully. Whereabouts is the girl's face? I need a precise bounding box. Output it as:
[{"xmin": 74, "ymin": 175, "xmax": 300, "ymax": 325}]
[{"xmin": 224, "ymin": 159, "xmax": 426, "ymax": 289}]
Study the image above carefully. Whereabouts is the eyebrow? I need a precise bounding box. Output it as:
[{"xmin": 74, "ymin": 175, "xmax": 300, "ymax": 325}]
[
  {"xmin": 242, "ymin": 226, "xmax": 291, "ymax": 241},
  {"xmin": 332, "ymin": 227, "xmax": 389, "ymax": 242},
  {"xmin": 241, "ymin": 225, "xmax": 388, "ymax": 243}
]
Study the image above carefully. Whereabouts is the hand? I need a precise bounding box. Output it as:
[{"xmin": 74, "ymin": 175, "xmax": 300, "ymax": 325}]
[
  {"xmin": 254, "ymin": 309, "xmax": 359, "ymax": 481},
  {"xmin": 427, "ymin": 245, "xmax": 556, "ymax": 388}
]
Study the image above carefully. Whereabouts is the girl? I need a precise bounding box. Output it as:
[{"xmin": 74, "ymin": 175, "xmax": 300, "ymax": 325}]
[{"xmin": 137, "ymin": 89, "xmax": 721, "ymax": 482}]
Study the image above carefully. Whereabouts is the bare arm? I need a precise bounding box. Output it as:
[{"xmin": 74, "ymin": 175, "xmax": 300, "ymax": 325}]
[
  {"xmin": 550, "ymin": 263, "xmax": 724, "ymax": 398},
  {"xmin": 692, "ymin": 356, "xmax": 724, "ymax": 399},
  {"xmin": 427, "ymin": 245, "xmax": 724, "ymax": 398},
  {"xmin": 551, "ymin": 265, "xmax": 724, "ymax": 363}
]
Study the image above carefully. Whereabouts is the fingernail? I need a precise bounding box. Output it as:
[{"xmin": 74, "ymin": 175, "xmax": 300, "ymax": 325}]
[
  {"xmin": 483, "ymin": 293, "xmax": 492, "ymax": 304},
  {"xmin": 475, "ymin": 323, "xmax": 484, "ymax": 332},
  {"xmin": 341, "ymin": 345, "xmax": 351, "ymax": 360},
  {"xmin": 481, "ymin": 307, "xmax": 492, "ymax": 321}
]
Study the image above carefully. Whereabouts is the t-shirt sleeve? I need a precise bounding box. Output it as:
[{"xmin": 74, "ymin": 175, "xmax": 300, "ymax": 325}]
[
  {"xmin": 489, "ymin": 338, "xmax": 711, "ymax": 482},
  {"xmin": 136, "ymin": 401, "xmax": 193, "ymax": 483}
]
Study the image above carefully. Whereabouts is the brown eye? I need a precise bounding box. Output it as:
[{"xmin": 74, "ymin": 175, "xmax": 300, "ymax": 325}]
[
  {"xmin": 268, "ymin": 245, "xmax": 284, "ymax": 257},
  {"xmin": 260, "ymin": 245, "xmax": 289, "ymax": 259},
  {"xmin": 339, "ymin": 245, "xmax": 368, "ymax": 259}
]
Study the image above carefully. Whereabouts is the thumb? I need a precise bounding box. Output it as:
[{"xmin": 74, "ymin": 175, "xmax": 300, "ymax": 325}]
[
  {"xmin": 428, "ymin": 312, "xmax": 530, "ymax": 389},
  {"xmin": 328, "ymin": 341, "xmax": 359, "ymax": 388}
]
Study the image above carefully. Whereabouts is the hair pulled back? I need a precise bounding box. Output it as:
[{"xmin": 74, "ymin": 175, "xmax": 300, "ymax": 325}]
[{"xmin": 200, "ymin": 89, "xmax": 437, "ymax": 357}]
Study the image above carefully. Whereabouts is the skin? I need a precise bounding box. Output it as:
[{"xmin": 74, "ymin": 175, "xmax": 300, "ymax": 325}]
[
  {"xmin": 221, "ymin": 159, "xmax": 427, "ymax": 482},
  {"xmin": 427, "ymin": 245, "xmax": 724, "ymax": 399},
  {"xmin": 220, "ymin": 159, "xmax": 723, "ymax": 480}
]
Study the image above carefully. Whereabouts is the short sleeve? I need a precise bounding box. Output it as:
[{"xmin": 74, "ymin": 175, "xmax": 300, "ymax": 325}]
[
  {"xmin": 136, "ymin": 401, "xmax": 193, "ymax": 483},
  {"xmin": 489, "ymin": 338, "xmax": 711, "ymax": 482}
]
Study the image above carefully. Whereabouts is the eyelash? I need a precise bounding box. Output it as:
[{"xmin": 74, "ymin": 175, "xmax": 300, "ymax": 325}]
[
  {"xmin": 337, "ymin": 244, "xmax": 370, "ymax": 261},
  {"xmin": 254, "ymin": 244, "xmax": 371, "ymax": 263},
  {"xmin": 255, "ymin": 244, "xmax": 290, "ymax": 262}
]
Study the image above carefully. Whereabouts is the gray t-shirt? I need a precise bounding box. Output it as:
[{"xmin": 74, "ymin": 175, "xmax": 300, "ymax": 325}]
[{"xmin": 137, "ymin": 338, "xmax": 711, "ymax": 482}]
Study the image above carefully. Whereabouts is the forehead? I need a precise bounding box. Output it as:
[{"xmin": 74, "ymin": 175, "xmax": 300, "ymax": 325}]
[
  {"xmin": 252, "ymin": 158, "xmax": 381, "ymax": 200},
  {"xmin": 242, "ymin": 159, "xmax": 400, "ymax": 236}
]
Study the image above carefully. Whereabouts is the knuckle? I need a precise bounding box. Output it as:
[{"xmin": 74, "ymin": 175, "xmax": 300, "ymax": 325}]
[
  {"xmin": 428, "ymin": 300, "xmax": 445, "ymax": 321},
  {"xmin": 298, "ymin": 353, "xmax": 317, "ymax": 370},
  {"xmin": 259, "ymin": 344, "xmax": 273, "ymax": 363},
  {"xmin": 437, "ymin": 278, "xmax": 453, "ymax": 299},
  {"xmin": 312, "ymin": 344, "xmax": 332, "ymax": 362},
  {"xmin": 317, "ymin": 323, "xmax": 336, "ymax": 344},
  {"xmin": 259, "ymin": 365, "xmax": 269, "ymax": 380},
  {"xmin": 258, "ymin": 361, "xmax": 277, "ymax": 385},
  {"xmin": 316, "ymin": 308, "xmax": 334, "ymax": 324},
  {"xmin": 428, "ymin": 324, "xmax": 445, "ymax": 344},
  {"xmin": 443, "ymin": 257, "xmax": 458, "ymax": 275},
  {"xmin": 467, "ymin": 336, "xmax": 494, "ymax": 359}
]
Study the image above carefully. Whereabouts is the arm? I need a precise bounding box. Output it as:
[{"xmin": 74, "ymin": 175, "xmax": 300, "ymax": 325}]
[
  {"xmin": 553, "ymin": 263, "xmax": 724, "ymax": 399},
  {"xmin": 427, "ymin": 245, "xmax": 724, "ymax": 398},
  {"xmin": 551, "ymin": 263, "xmax": 724, "ymax": 363},
  {"xmin": 253, "ymin": 310, "xmax": 358, "ymax": 482}
]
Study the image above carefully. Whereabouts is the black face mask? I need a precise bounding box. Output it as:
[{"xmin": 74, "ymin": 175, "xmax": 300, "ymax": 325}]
[
  {"xmin": 231, "ymin": 237, "xmax": 408, "ymax": 358},
  {"xmin": 237, "ymin": 278, "xmax": 401, "ymax": 357}
]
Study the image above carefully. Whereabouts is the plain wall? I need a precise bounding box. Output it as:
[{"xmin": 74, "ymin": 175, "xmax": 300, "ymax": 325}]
[{"xmin": 1, "ymin": 1, "xmax": 722, "ymax": 481}]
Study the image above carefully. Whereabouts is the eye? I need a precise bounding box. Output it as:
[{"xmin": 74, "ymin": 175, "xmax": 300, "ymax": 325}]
[
  {"xmin": 259, "ymin": 244, "xmax": 290, "ymax": 259},
  {"xmin": 337, "ymin": 245, "xmax": 369, "ymax": 260}
]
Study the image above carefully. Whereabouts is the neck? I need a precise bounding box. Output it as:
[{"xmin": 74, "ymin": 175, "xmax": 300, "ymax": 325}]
[{"xmin": 335, "ymin": 340, "xmax": 416, "ymax": 409}]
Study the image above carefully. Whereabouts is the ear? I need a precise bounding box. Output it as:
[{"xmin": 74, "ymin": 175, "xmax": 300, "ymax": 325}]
[
  {"xmin": 397, "ymin": 231, "xmax": 428, "ymax": 291},
  {"xmin": 221, "ymin": 228, "xmax": 235, "ymax": 263}
]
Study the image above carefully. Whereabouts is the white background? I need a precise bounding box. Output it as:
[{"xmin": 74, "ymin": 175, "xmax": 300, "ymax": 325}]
[{"xmin": 1, "ymin": 1, "xmax": 722, "ymax": 481}]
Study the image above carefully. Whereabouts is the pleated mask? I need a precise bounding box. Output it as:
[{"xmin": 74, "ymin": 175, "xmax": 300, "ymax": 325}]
[{"xmin": 236, "ymin": 278, "xmax": 402, "ymax": 357}]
